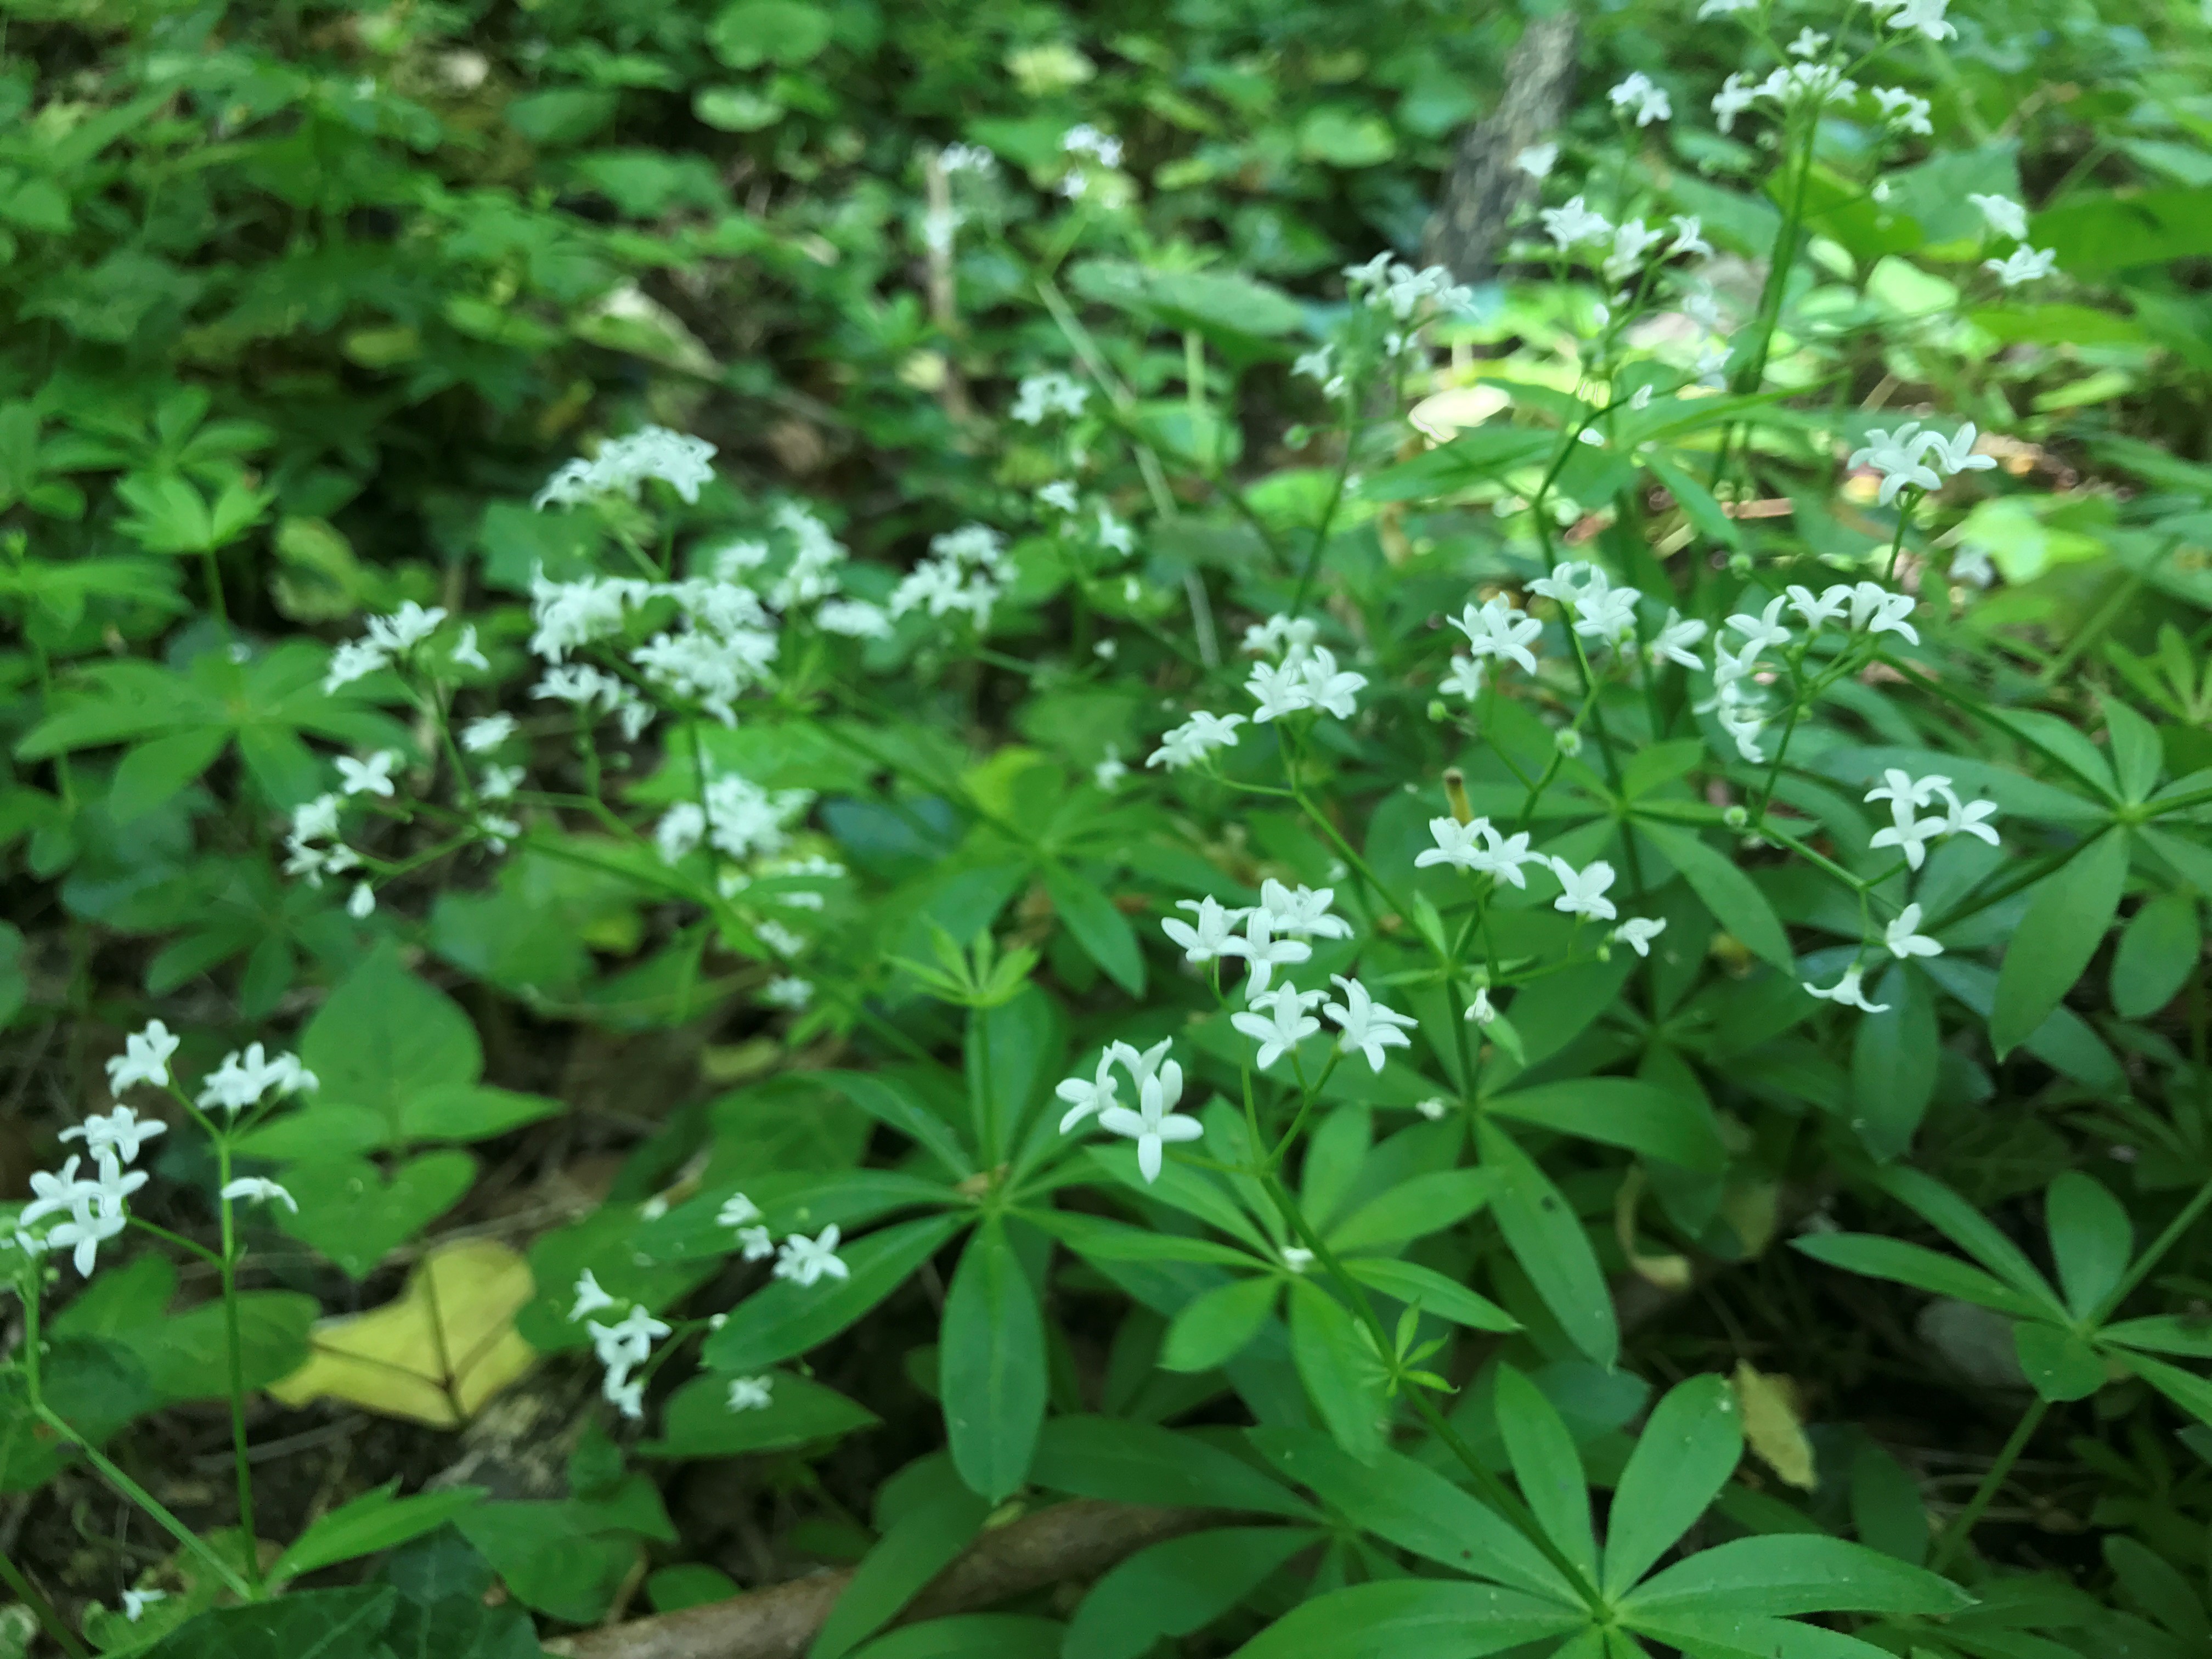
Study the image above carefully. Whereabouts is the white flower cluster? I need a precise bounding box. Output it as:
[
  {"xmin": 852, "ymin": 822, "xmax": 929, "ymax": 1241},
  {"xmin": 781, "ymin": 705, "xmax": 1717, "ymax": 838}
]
[
  {"xmin": 1056, "ymin": 1039, "xmax": 1200, "ymax": 1183},
  {"xmin": 1848, "ymin": 421, "xmax": 1997, "ymax": 505},
  {"xmin": 889, "ymin": 523, "xmax": 1010, "ymax": 630},
  {"xmin": 532, "ymin": 426, "xmax": 717, "ymax": 512},
  {"xmin": 323, "ymin": 601, "xmax": 482, "ymax": 694},
  {"xmin": 1864, "ymin": 766, "xmax": 2000, "ymax": 871},
  {"xmin": 1966, "ymin": 193, "xmax": 2057, "ymax": 287},
  {"xmin": 1538, "ymin": 198, "xmax": 1711, "ymax": 283},
  {"xmin": 1530, "ymin": 560, "xmax": 1647, "ymax": 653},
  {"xmin": 1416, "ymin": 816, "xmax": 1543, "ymax": 884},
  {"xmin": 196, "ymin": 1041, "xmax": 318, "ymax": 1114},
  {"xmin": 20, "ymin": 1084, "xmax": 169, "ymax": 1276},
  {"xmin": 283, "ymin": 790, "xmax": 364, "ymax": 895},
  {"xmin": 717, "ymin": 1194, "xmax": 849, "ymax": 1288},
  {"xmin": 1062, "ymin": 124, "xmax": 1123, "ymax": 167},
  {"xmin": 1342, "ymin": 252, "xmax": 1474, "ymax": 326},
  {"xmin": 569, "ymin": 1271, "xmax": 672, "ymax": 1420},
  {"xmin": 654, "ymin": 772, "xmax": 815, "ymax": 866},
  {"xmin": 1706, "ymin": 583, "xmax": 1921, "ymax": 763},
  {"xmin": 1012, "ymin": 372, "xmax": 1089, "ymax": 426},
  {"xmin": 1607, "ymin": 72, "xmax": 1672, "ymax": 127},
  {"xmin": 1711, "ymin": 64, "xmax": 1861, "ymax": 133},
  {"xmin": 1448, "ymin": 595, "xmax": 1544, "ymax": 676}
]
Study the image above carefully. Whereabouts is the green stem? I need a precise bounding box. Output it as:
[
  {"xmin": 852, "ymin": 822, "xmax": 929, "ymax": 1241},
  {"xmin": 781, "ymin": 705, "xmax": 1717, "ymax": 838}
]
[
  {"xmin": 213, "ymin": 1146, "xmax": 262, "ymax": 1595},
  {"xmin": 2091, "ymin": 1170, "xmax": 2212, "ymax": 1324},
  {"xmin": 1927, "ymin": 1397, "xmax": 2049, "ymax": 1573},
  {"xmin": 0, "ymin": 1549, "xmax": 86, "ymax": 1659}
]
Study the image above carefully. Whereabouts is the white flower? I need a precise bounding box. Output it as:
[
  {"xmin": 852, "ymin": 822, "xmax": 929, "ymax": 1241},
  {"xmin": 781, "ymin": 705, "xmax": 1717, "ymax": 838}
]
[
  {"xmin": 1243, "ymin": 614, "xmax": 1321, "ymax": 661},
  {"xmin": 1871, "ymin": 86, "xmax": 1933, "ymax": 135},
  {"xmin": 292, "ymin": 793, "xmax": 343, "ymax": 843},
  {"xmin": 1097, "ymin": 506, "xmax": 1135, "ymax": 555},
  {"xmin": 1095, "ymin": 1059, "xmax": 1203, "ymax": 1183},
  {"xmin": 61, "ymin": 1107, "xmax": 166, "ymax": 1165},
  {"xmin": 1726, "ymin": 596, "xmax": 1793, "ymax": 655},
  {"xmin": 1870, "ymin": 798, "xmax": 1946, "ymax": 870},
  {"xmin": 21, "ymin": 1158, "xmax": 94, "ymax": 1228},
  {"xmin": 1667, "ymin": 216, "xmax": 1713, "ymax": 259},
  {"xmin": 1550, "ymin": 857, "xmax": 1618, "ymax": 922},
  {"xmin": 1415, "ymin": 1097, "xmax": 1451, "ymax": 1120},
  {"xmin": 718, "ymin": 1194, "xmax": 763, "ymax": 1230},
  {"xmin": 1247, "ymin": 659, "xmax": 1316, "ymax": 723},
  {"xmin": 1282, "ymin": 1246, "xmax": 1314, "ymax": 1273},
  {"xmin": 1299, "ymin": 648, "xmax": 1367, "ymax": 720},
  {"xmin": 1649, "ymin": 610, "xmax": 1707, "ymax": 670},
  {"xmin": 1324, "ymin": 976, "xmax": 1418, "ymax": 1072},
  {"xmin": 1233, "ymin": 986, "xmax": 1324, "ymax": 1070},
  {"xmin": 1062, "ymin": 123, "xmax": 1123, "ymax": 166},
  {"xmin": 347, "ymin": 883, "xmax": 376, "ymax": 920},
  {"xmin": 1951, "ymin": 544, "xmax": 1996, "ymax": 588},
  {"xmin": 364, "ymin": 601, "xmax": 447, "ymax": 654},
  {"xmin": 105, "ymin": 1021, "xmax": 179, "ymax": 1093},
  {"xmin": 727, "ymin": 1375, "xmax": 774, "ymax": 1413},
  {"xmin": 737, "ymin": 1225, "xmax": 775, "ymax": 1261},
  {"xmin": 1540, "ymin": 195, "xmax": 1613, "ymax": 250},
  {"xmin": 1786, "ymin": 584, "xmax": 1854, "ymax": 631},
  {"xmin": 1985, "ymin": 247, "xmax": 2057, "ymax": 286},
  {"xmin": 1613, "ymin": 917, "xmax": 1668, "ymax": 957},
  {"xmin": 1849, "ymin": 581, "xmax": 1921, "ymax": 645},
  {"xmin": 1805, "ymin": 966, "xmax": 1890, "ymax": 1013},
  {"xmin": 1848, "ymin": 423, "xmax": 1940, "ymax": 505},
  {"xmin": 1935, "ymin": 785, "xmax": 2001, "ymax": 846},
  {"xmin": 1865, "ymin": 769, "xmax": 1950, "ymax": 811},
  {"xmin": 1575, "ymin": 585, "xmax": 1641, "ymax": 648},
  {"xmin": 1884, "ymin": 0, "xmax": 1956, "ymax": 41},
  {"xmin": 1697, "ymin": 0, "xmax": 1757, "ymax": 13},
  {"xmin": 1608, "ymin": 72, "xmax": 1672, "ymax": 126},
  {"xmin": 532, "ymin": 426, "xmax": 716, "ymax": 510},
  {"xmin": 1883, "ymin": 904, "xmax": 1943, "ymax": 959},
  {"xmin": 1257, "ymin": 879, "xmax": 1352, "ymax": 940},
  {"xmin": 1916, "ymin": 424, "xmax": 1997, "ymax": 481},
  {"xmin": 764, "ymin": 975, "xmax": 814, "ymax": 1010},
  {"xmin": 1513, "ymin": 143, "xmax": 1558, "ymax": 179},
  {"xmin": 1787, "ymin": 27, "xmax": 1831, "ymax": 55},
  {"xmin": 1163, "ymin": 896, "xmax": 1251, "ymax": 963},
  {"xmin": 817, "ymin": 599, "xmax": 894, "ymax": 639},
  {"xmin": 461, "ymin": 713, "xmax": 517, "ymax": 754},
  {"xmin": 570, "ymin": 1270, "xmax": 620, "ymax": 1321},
  {"xmin": 1148, "ymin": 710, "xmax": 1245, "ymax": 770},
  {"xmin": 121, "ymin": 1590, "xmax": 167, "ymax": 1623},
  {"xmin": 48, "ymin": 1189, "xmax": 127, "ymax": 1276},
  {"xmin": 1236, "ymin": 911, "xmax": 1312, "ymax": 997},
  {"xmin": 605, "ymin": 1375, "xmax": 645, "ymax": 1419},
  {"xmin": 1056, "ymin": 1054, "xmax": 1123, "ymax": 1132},
  {"xmin": 775, "ymin": 1226, "xmax": 850, "ymax": 1288},
  {"xmin": 1712, "ymin": 72, "xmax": 1757, "ymax": 132},
  {"xmin": 220, "ymin": 1177, "xmax": 297, "ymax": 1212},
  {"xmin": 1441, "ymin": 655, "xmax": 1486, "ymax": 699},
  {"xmin": 1464, "ymin": 987, "xmax": 1498, "ymax": 1025},
  {"xmin": 337, "ymin": 751, "xmax": 400, "ymax": 798},
  {"xmin": 1011, "ymin": 371, "xmax": 1089, "ymax": 425},
  {"xmin": 1039, "ymin": 481, "xmax": 1080, "ymax": 514},
  {"xmin": 1092, "ymin": 747, "xmax": 1127, "ymax": 792},
  {"xmin": 589, "ymin": 1307, "xmax": 672, "ymax": 1372},
  {"xmin": 196, "ymin": 1044, "xmax": 316, "ymax": 1113},
  {"xmin": 1449, "ymin": 596, "xmax": 1542, "ymax": 673}
]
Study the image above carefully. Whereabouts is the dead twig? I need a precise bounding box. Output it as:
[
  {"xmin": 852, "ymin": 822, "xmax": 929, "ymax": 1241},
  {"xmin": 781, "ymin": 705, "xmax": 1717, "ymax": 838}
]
[{"xmin": 544, "ymin": 1500, "xmax": 1230, "ymax": 1659}]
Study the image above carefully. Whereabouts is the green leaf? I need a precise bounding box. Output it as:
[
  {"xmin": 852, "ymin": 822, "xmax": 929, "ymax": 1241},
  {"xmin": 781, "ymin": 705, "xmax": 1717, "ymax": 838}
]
[
  {"xmin": 301, "ymin": 945, "xmax": 483, "ymax": 1145},
  {"xmin": 2111, "ymin": 893, "xmax": 2199, "ymax": 1019},
  {"xmin": 1882, "ymin": 1167, "xmax": 2066, "ymax": 1313},
  {"xmin": 1340, "ymin": 1259, "xmax": 1518, "ymax": 1332},
  {"xmin": 121, "ymin": 1291, "xmax": 319, "ymax": 1404},
  {"xmin": 1327, "ymin": 1169, "xmax": 1502, "ymax": 1251},
  {"xmin": 1230, "ymin": 1582, "xmax": 1585, "ymax": 1659},
  {"xmin": 458, "ymin": 1502, "xmax": 638, "ymax": 1624},
  {"xmin": 2045, "ymin": 1170, "xmax": 2132, "ymax": 1321},
  {"xmin": 1849, "ymin": 1440, "xmax": 1927, "ymax": 1566},
  {"xmin": 710, "ymin": 0, "xmax": 834, "ymax": 68},
  {"xmin": 848, "ymin": 1616, "xmax": 1064, "ymax": 1659},
  {"xmin": 505, "ymin": 88, "xmax": 620, "ymax": 145},
  {"xmin": 2120, "ymin": 1351, "xmax": 2212, "ymax": 1427},
  {"xmin": 1643, "ymin": 454, "xmax": 1743, "ymax": 551},
  {"xmin": 2012, "ymin": 1321, "xmax": 2106, "ymax": 1402},
  {"xmin": 1638, "ymin": 821, "xmax": 1792, "ymax": 970},
  {"xmin": 821, "ymin": 1071, "xmax": 974, "ymax": 1178},
  {"xmin": 1848, "ymin": 965, "xmax": 1937, "ymax": 1159},
  {"xmin": 1990, "ymin": 828, "xmax": 2129, "ymax": 1057},
  {"xmin": 642, "ymin": 1372, "xmax": 878, "ymax": 1459},
  {"xmin": 1161, "ymin": 1274, "xmax": 1281, "ymax": 1372},
  {"xmin": 1030, "ymin": 1417, "xmax": 1313, "ymax": 1519},
  {"xmin": 1487, "ymin": 1077, "xmax": 1726, "ymax": 1172},
  {"xmin": 1041, "ymin": 865, "xmax": 1146, "ymax": 996},
  {"xmin": 1622, "ymin": 1534, "xmax": 1973, "ymax": 1617},
  {"xmin": 704, "ymin": 1214, "xmax": 966, "ymax": 1373},
  {"xmin": 809, "ymin": 1483, "xmax": 993, "ymax": 1659},
  {"xmin": 1791, "ymin": 1234, "xmax": 2050, "ymax": 1320},
  {"xmin": 1494, "ymin": 1363, "xmax": 1596, "ymax": 1585},
  {"xmin": 1601, "ymin": 1375, "xmax": 1744, "ymax": 1596},
  {"xmin": 274, "ymin": 1482, "xmax": 489, "ymax": 1583},
  {"xmin": 1479, "ymin": 1121, "xmax": 1617, "ymax": 1368},
  {"xmin": 1086, "ymin": 1146, "xmax": 1273, "ymax": 1252},
  {"xmin": 110, "ymin": 727, "xmax": 229, "ymax": 823},
  {"xmin": 138, "ymin": 1588, "xmax": 398, "ymax": 1659},
  {"xmin": 1983, "ymin": 707, "xmax": 2120, "ymax": 799},
  {"xmin": 1245, "ymin": 1428, "xmax": 1578, "ymax": 1603},
  {"xmin": 2103, "ymin": 696, "xmax": 2164, "ymax": 802},
  {"xmin": 275, "ymin": 1153, "xmax": 476, "ymax": 1280},
  {"xmin": 1288, "ymin": 1280, "xmax": 1389, "ymax": 1462},
  {"xmin": 1065, "ymin": 1526, "xmax": 1319, "ymax": 1659},
  {"xmin": 1621, "ymin": 1609, "xmax": 1905, "ymax": 1659},
  {"xmin": 1044, "ymin": 1212, "xmax": 1266, "ymax": 1272},
  {"xmin": 941, "ymin": 1218, "xmax": 1048, "ymax": 1502},
  {"xmin": 382, "ymin": 1593, "xmax": 543, "ymax": 1659},
  {"xmin": 398, "ymin": 1085, "xmax": 562, "ymax": 1145},
  {"xmin": 2101, "ymin": 1314, "xmax": 2212, "ymax": 1357},
  {"xmin": 1360, "ymin": 427, "xmax": 1555, "ymax": 503}
]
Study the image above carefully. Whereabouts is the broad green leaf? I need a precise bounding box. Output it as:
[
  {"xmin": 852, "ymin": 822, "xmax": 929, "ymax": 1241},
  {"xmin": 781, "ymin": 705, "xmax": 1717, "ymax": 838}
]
[
  {"xmin": 1982, "ymin": 707, "xmax": 2120, "ymax": 800},
  {"xmin": 1601, "ymin": 1375, "xmax": 1744, "ymax": 1596},
  {"xmin": 2120, "ymin": 1351, "xmax": 2212, "ymax": 1427},
  {"xmin": 704, "ymin": 1214, "xmax": 966, "ymax": 1373},
  {"xmin": 123, "ymin": 1291, "xmax": 319, "ymax": 1404},
  {"xmin": 1042, "ymin": 865, "xmax": 1146, "ymax": 995},
  {"xmin": 138, "ymin": 1588, "xmax": 398, "ymax": 1659},
  {"xmin": 1064, "ymin": 1527, "xmax": 1320, "ymax": 1659},
  {"xmin": 1480, "ymin": 1121, "xmax": 1617, "ymax": 1367},
  {"xmin": 1848, "ymin": 1440, "xmax": 1927, "ymax": 1567},
  {"xmin": 1621, "ymin": 1609, "xmax": 1906, "ymax": 1659},
  {"xmin": 809, "ymin": 1485, "xmax": 994, "ymax": 1659},
  {"xmin": 2102, "ymin": 696, "xmax": 2163, "ymax": 802},
  {"xmin": 382, "ymin": 1593, "xmax": 544, "ymax": 1659},
  {"xmin": 1086, "ymin": 1144, "xmax": 1273, "ymax": 1252},
  {"xmin": 1360, "ymin": 427, "xmax": 1556, "ymax": 503},
  {"xmin": 1161, "ymin": 1274, "xmax": 1282, "ymax": 1372},
  {"xmin": 1341, "ymin": 1259, "xmax": 1518, "ymax": 1331},
  {"xmin": 2100, "ymin": 1314, "xmax": 2212, "ymax": 1357},
  {"xmin": 2103, "ymin": 1535, "xmax": 2210, "ymax": 1648},
  {"xmin": 1043, "ymin": 1211, "xmax": 1265, "ymax": 1271},
  {"xmin": 1288, "ymin": 1280, "xmax": 1388, "ymax": 1462},
  {"xmin": 1030, "ymin": 1416, "xmax": 1314, "ymax": 1519},
  {"xmin": 848, "ymin": 1616, "xmax": 1064, "ymax": 1659},
  {"xmin": 1328, "ymin": 1168, "xmax": 1502, "ymax": 1251},
  {"xmin": 2012, "ymin": 1322, "xmax": 2106, "ymax": 1401},
  {"xmin": 1848, "ymin": 966, "xmax": 1937, "ymax": 1159},
  {"xmin": 1231, "ymin": 1581, "xmax": 1585, "ymax": 1659},
  {"xmin": 822, "ymin": 1071, "xmax": 975, "ymax": 1178},
  {"xmin": 1245, "ymin": 1428, "xmax": 1578, "ymax": 1603},
  {"xmin": 399, "ymin": 1085, "xmax": 562, "ymax": 1144},
  {"xmin": 1494, "ymin": 1363, "xmax": 1596, "ymax": 1585},
  {"xmin": 1486, "ymin": 1078, "xmax": 1726, "ymax": 1172},
  {"xmin": 275, "ymin": 1153, "xmax": 476, "ymax": 1280},
  {"xmin": 641, "ymin": 1372, "xmax": 878, "ymax": 1460},
  {"xmin": 1882, "ymin": 1168, "xmax": 2066, "ymax": 1314},
  {"xmin": 110, "ymin": 727, "xmax": 228, "ymax": 822},
  {"xmin": 1639, "ymin": 821, "xmax": 1792, "ymax": 970},
  {"xmin": 2045, "ymin": 1170, "xmax": 2132, "ymax": 1320},
  {"xmin": 273, "ymin": 1482, "xmax": 489, "ymax": 1583},
  {"xmin": 300, "ymin": 945, "xmax": 482, "ymax": 1144},
  {"xmin": 941, "ymin": 1218, "xmax": 1048, "ymax": 1502},
  {"xmin": 1991, "ymin": 830, "xmax": 2128, "ymax": 1058},
  {"xmin": 458, "ymin": 1502, "xmax": 638, "ymax": 1624},
  {"xmin": 2111, "ymin": 894, "xmax": 2199, "ymax": 1019},
  {"xmin": 1622, "ymin": 1534, "xmax": 1972, "ymax": 1617},
  {"xmin": 1791, "ymin": 1234, "xmax": 2049, "ymax": 1320}
]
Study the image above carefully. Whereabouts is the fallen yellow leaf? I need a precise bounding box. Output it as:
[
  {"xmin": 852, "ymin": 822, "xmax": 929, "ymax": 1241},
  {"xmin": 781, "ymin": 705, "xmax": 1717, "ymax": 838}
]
[
  {"xmin": 267, "ymin": 1240, "xmax": 538, "ymax": 1427},
  {"xmin": 1731, "ymin": 1361, "xmax": 1817, "ymax": 1491}
]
